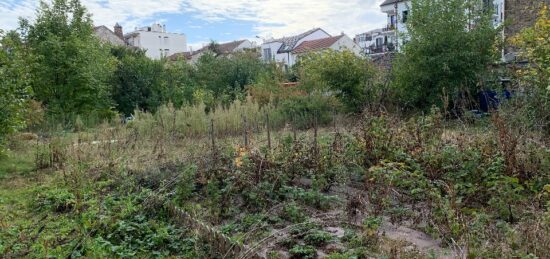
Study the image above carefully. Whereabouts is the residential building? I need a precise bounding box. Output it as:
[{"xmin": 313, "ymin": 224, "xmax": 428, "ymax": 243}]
[
  {"xmin": 169, "ymin": 39, "xmax": 257, "ymax": 63},
  {"xmin": 292, "ymin": 34, "xmax": 362, "ymax": 57},
  {"xmin": 260, "ymin": 28, "xmax": 331, "ymax": 68},
  {"xmin": 378, "ymin": 0, "xmax": 548, "ymax": 60},
  {"xmin": 124, "ymin": 23, "xmax": 187, "ymax": 60},
  {"xmin": 354, "ymin": 28, "xmax": 396, "ymax": 56},
  {"xmin": 379, "ymin": 0, "xmax": 411, "ymax": 51},
  {"xmin": 93, "ymin": 23, "xmax": 126, "ymax": 46}
]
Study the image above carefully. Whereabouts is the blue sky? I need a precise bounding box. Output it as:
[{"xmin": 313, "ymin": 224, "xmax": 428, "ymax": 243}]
[{"xmin": 0, "ymin": 0, "xmax": 387, "ymax": 50}]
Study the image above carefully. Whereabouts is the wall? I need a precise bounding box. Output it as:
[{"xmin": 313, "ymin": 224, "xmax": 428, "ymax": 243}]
[
  {"xmin": 235, "ymin": 40, "xmax": 255, "ymax": 51},
  {"xmin": 128, "ymin": 31, "xmax": 187, "ymax": 60},
  {"xmin": 261, "ymin": 29, "xmax": 331, "ymax": 67},
  {"xmin": 381, "ymin": 1, "xmax": 411, "ymax": 51},
  {"xmin": 330, "ymin": 35, "xmax": 362, "ymax": 56}
]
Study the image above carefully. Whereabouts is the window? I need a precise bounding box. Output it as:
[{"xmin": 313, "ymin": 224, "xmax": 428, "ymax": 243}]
[
  {"xmin": 376, "ymin": 38, "xmax": 383, "ymax": 48},
  {"xmin": 402, "ymin": 10, "xmax": 409, "ymax": 23},
  {"xmin": 390, "ymin": 15, "xmax": 397, "ymax": 28},
  {"xmin": 263, "ymin": 48, "xmax": 272, "ymax": 62}
]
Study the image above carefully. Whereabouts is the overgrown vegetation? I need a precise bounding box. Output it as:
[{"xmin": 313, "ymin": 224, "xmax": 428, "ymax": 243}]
[{"xmin": 1, "ymin": 0, "xmax": 549, "ymax": 258}]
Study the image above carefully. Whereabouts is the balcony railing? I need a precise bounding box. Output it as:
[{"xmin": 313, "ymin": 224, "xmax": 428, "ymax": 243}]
[{"xmin": 365, "ymin": 43, "xmax": 396, "ymax": 55}]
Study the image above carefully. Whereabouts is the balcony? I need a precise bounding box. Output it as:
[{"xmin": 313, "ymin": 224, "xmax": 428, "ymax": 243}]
[{"xmin": 365, "ymin": 43, "xmax": 396, "ymax": 55}]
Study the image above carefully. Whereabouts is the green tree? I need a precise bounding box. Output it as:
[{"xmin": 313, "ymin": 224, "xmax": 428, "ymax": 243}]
[
  {"xmin": 298, "ymin": 49, "xmax": 376, "ymax": 113},
  {"xmin": 20, "ymin": 0, "xmax": 116, "ymax": 123},
  {"xmin": 510, "ymin": 4, "xmax": 550, "ymax": 133},
  {"xmin": 164, "ymin": 59, "xmax": 197, "ymax": 108},
  {"xmin": 0, "ymin": 30, "xmax": 32, "ymax": 153},
  {"xmin": 111, "ymin": 47, "xmax": 166, "ymax": 115},
  {"xmin": 194, "ymin": 51, "xmax": 266, "ymax": 108},
  {"xmin": 511, "ymin": 5, "xmax": 550, "ymax": 93},
  {"xmin": 392, "ymin": 0, "xmax": 499, "ymax": 111}
]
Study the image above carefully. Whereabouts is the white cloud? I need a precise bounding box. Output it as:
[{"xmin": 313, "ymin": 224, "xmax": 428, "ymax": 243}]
[
  {"xmin": 1, "ymin": 0, "xmax": 387, "ymax": 38},
  {"xmin": 181, "ymin": 0, "xmax": 387, "ymax": 37},
  {"xmin": 0, "ymin": 0, "xmax": 38, "ymax": 30},
  {"xmin": 0, "ymin": 0, "xmax": 186, "ymax": 32}
]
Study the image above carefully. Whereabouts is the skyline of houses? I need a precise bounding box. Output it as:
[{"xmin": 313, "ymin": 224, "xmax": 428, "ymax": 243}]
[{"xmin": 93, "ymin": 0, "xmax": 547, "ymax": 63}]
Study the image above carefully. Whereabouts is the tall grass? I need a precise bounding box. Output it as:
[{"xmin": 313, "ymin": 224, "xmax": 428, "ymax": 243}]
[{"xmin": 132, "ymin": 99, "xmax": 288, "ymax": 139}]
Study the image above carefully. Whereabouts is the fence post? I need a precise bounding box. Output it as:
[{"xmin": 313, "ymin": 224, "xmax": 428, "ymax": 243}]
[
  {"xmin": 293, "ymin": 116, "xmax": 297, "ymax": 142},
  {"xmin": 210, "ymin": 119, "xmax": 216, "ymax": 157},
  {"xmin": 266, "ymin": 112, "xmax": 272, "ymax": 152},
  {"xmin": 242, "ymin": 115, "xmax": 249, "ymax": 148},
  {"xmin": 313, "ymin": 111, "xmax": 319, "ymax": 158}
]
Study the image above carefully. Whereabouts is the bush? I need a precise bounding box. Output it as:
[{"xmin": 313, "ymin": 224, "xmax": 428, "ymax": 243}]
[
  {"xmin": 289, "ymin": 244, "xmax": 316, "ymax": 259},
  {"xmin": 34, "ymin": 188, "xmax": 76, "ymax": 213},
  {"xmin": 304, "ymin": 230, "xmax": 333, "ymax": 246},
  {"xmin": 276, "ymin": 94, "xmax": 342, "ymax": 129},
  {"xmin": 392, "ymin": 0, "xmax": 499, "ymax": 111},
  {"xmin": 298, "ymin": 49, "xmax": 377, "ymax": 113}
]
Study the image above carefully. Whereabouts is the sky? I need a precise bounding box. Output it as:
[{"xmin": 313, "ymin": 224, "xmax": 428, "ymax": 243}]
[{"xmin": 0, "ymin": 0, "xmax": 388, "ymax": 51}]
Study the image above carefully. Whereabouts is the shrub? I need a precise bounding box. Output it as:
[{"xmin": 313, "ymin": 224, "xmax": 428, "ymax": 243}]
[
  {"xmin": 304, "ymin": 230, "xmax": 333, "ymax": 246},
  {"xmin": 289, "ymin": 244, "xmax": 316, "ymax": 259},
  {"xmin": 298, "ymin": 49, "xmax": 377, "ymax": 113},
  {"xmin": 392, "ymin": 0, "xmax": 499, "ymax": 111},
  {"xmin": 34, "ymin": 188, "xmax": 76, "ymax": 213},
  {"xmin": 276, "ymin": 94, "xmax": 342, "ymax": 130}
]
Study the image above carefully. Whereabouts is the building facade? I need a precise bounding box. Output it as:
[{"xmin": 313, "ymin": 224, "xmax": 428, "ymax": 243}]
[
  {"xmin": 260, "ymin": 28, "xmax": 331, "ymax": 68},
  {"xmin": 125, "ymin": 23, "xmax": 187, "ymax": 60},
  {"xmin": 376, "ymin": 0, "xmax": 548, "ymax": 59},
  {"xmin": 354, "ymin": 28, "xmax": 396, "ymax": 56}
]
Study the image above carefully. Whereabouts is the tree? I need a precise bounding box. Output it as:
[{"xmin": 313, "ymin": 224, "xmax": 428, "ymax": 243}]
[
  {"xmin": 509, "ymin": 4, "xmax": 550, "ymax": 133},
  {"xmin": 298, "ymin": 49, "xmax": 377, "ymax": 113},
  {"xmin": 511, "ymin": 4, "xmax": 550, "ymax": 93},
  {"xmin": 0, "ymin": 30, "xmax": 32, "ymax": 153},
  {"xmin": 111, "ymin": 47, "xmax": 166, "ymax": 115},
  {"xmin": 20, "ymin": 0, "xmax": 116, "ymax": 123},
  {"xmin": 392, "ymin": 0, "xmax": 499, "ymax": 111},
  {"xmin": 194, "ymin": 51, "xmax": 266, "ymax": 108}
]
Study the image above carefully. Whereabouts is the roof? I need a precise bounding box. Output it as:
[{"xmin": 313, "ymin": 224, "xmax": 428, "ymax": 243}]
[
  {"xmin": 265, "ymin": 28, "xmax": 331, "ymax": 53},
  {"xmin": 94, "ymin": 25, "xmax": 113, "ymax": 33},
  {"xmin": 380, "ymin": 0, "xmax": 405, "ymax": 6},
  {"xmin": 214, "ymin": 40, "xmax": 248, "ymax": 54},
  {"xmin": 93, "ymin": 25, "xmax": 126, "ymax": 45},
  {"xmin": 292, "ymin": 35, "xmax": 344, "ymax": 54},
  {"xmin": 168, "ymin": 51, "xmax": 195, "ymax": 61},
  {"xmin": 191, "ymin": 40, "xmax": 250, "ymax": 55},
  {"xmin": 168, "ymin": 40, "xmax": 251, "ymax": 61}
]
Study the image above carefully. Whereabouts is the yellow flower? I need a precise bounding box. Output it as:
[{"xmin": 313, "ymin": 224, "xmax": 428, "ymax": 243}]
[{"xmin": 234, "ymin": 145, "xmax": 248, "ymax": 168}]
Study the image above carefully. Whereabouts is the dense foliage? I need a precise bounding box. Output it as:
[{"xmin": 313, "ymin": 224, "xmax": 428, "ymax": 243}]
[
  {"xmin": 298, "ymin": 50, "xmax": 377, "ymax": 113},
  {"xmin": 0, "ymin": 31, "xmax": 32, "ymax": 154},
  {"xmin": 2, "ymin": 1, "xmax": 550, "ymax": 258},
  {"xmin": 392, "ymin": 0, "xmax": 500, "ymax": 111},
  {"xmin": 20, "ymin": 0, "xmax": 116, "ymax": 123},
  {"xmin": 509, "ymin": 4, "xmax": 550, "ymax": 133}
]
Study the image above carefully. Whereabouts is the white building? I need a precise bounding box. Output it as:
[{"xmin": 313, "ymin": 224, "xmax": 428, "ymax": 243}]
[
  {"xmin": 379, "ymin": 0, "xmax": 506, "ymax": 51},
  {"xmin": 354, "ymin": 28, "xmax": 396, "ymax": 56},
  {"xmin": 125, "ymin": 23, "xmax": 187, "ymax": 60},
  {"xmin": 260, "ymin": 28, "xmax": 331, "ymax": 68}
]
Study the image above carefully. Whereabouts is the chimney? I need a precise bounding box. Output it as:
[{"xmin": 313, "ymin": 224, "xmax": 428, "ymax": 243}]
[{"xmin": 114, "ymin": 23, "xmax": 123, "ymax": 39}]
